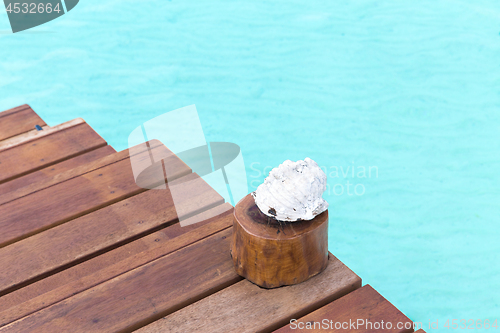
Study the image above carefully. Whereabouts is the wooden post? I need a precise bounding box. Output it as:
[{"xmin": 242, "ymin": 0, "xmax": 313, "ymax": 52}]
[{"xmin": 231, "ymin": 194, "xmax": 328, "ymax": 289}]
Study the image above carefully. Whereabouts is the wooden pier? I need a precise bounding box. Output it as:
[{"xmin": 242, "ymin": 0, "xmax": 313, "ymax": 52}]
[{"xmin": 0, "ymin": 104, "xmax": 424, "ymax": 332}]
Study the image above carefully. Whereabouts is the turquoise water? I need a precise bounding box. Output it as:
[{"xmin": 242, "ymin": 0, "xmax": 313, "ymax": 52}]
[{"xmin": 1, "ymin": 0, "xmax": 499, "ymax": 330}]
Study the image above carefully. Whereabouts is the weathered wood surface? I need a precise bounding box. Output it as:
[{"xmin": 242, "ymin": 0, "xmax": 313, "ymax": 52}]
[
  {"xmin": 232, "ymin": 193, "xmax": 329, "ymax": 288},
  {"xmin": 0, "ymin": 123, "xmax": 107, "ymax": 184},
  {"xmin": 0, "ymin": 139, "xmax": 152, "ymax": 206},
  {"xmin": 0, "ymin": 172, "xmax": 223, "ymax": 296},
  {"xmin": 0, "ymin": 138, "xmax": 171, "ymax": 205},
  {"xmin": 0, "ymin": 142, "xmax": 191, "ymax": 248},
  {"xmin": 0, "ymin": 228, "xmax": 242, "ymax": 333},
  {"xmin": 0, "ymin": 118, "xmax": 84, "ymax": 153},
  {"xmin": 0, "ymin": 105, "xmax": 35, "ymax": 118},
  {"xmin": 0, "ymin": 203, "xmax": 233, "ymax": 327},
  {"xmin": 0, "ymin": 105, "xmax": 46, "ymax": 142},
  {"xmin": 274, "ymin": 285, "xmax": 413, "ymax": 333},
  {"xmin": 137, "ymin": 253, "xmax": 361, "ymax": 333},
  {"xmin": 0, "ymin": 145, "xmax": 115, "ymax": 202},
  {"xmin": 0, "ymin": 107, "xmax": 419, "ymax": 333}
]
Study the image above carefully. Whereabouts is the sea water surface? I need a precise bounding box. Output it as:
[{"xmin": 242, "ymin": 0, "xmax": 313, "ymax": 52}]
[{"xmin": 1, "ymin": 1, "xmax": 499, "ymax": 330}]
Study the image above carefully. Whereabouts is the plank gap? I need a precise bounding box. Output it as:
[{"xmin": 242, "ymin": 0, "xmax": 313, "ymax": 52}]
[
  {"xmin": 0, "ymin": 195, "xmax": 224, "ymax": 298},
  {"xmin": 0, "ymin": 118, "xmax": 85, "ymax": 153},
  {"xmin": 0, "ymin": 204, "xmax": 233, "ymax": 327}
]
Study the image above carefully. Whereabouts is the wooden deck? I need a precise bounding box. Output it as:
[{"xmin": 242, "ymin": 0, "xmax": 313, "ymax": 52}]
[{"xmin": 0, "ymin": 105, "xmax": 424, "ymax": 332}]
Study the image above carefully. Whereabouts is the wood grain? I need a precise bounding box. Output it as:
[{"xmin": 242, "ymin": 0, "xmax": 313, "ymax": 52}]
[
  {"xmin": 274, "ymin": 285, "xmax": 414, "ymax": 333},
  {"xmin": 232, "ymin": 193, "xmax": 329, "ymax": 288},
  {"xmin": 0, "ymin": 139, "xmax": 164, "ymax": 204},
  {"xmin": 0, "ymin": 118, "xmax": 84, "ymax": 153},
  {"xmin": 0, "ymin": 142, "xmax": 191, "ymax": 249},
  {"xmin": 0, "ymin": 105, "xmax": 35, "ymax": 118},
  {"xmin": 0, "ymin": 228, "xmax": 242, "ymax": 333},
  {"xmin": 0, "ymin": 105, "xmax": 46, "ymax": 142},
  {"xmin": 0, "ymin": 172, "xmax": 223, "ymax": 296},
  {"xmin": 0, "ymin": 145, "xmax": 115, "ymax": 200},
  {"xmin": 0, "ymin": 123, "xmax": 107, "ymax": 184},
  {"xmin": 137, "ymin": 253, "xmax": 360, "ymax": 333},
  {"xmin": 0, "ymin": 203, "xmax": 233, "ymax": 327}
]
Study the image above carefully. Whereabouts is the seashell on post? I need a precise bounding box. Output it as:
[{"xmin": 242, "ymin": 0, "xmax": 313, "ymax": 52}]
[{"xmin": 231, "ymin": 158, "xmax": 329, "ymax": 288}]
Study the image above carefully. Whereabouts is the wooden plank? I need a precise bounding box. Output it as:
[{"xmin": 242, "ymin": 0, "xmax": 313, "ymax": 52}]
[
  {"xmin": 0, "ymin": 139, "xmax": 165, "ymax": 204},
  {"xmin": 0, "ymin": 145, "xmax": 115, "ymax": 199},
  {"xmin": 0, "ymin": 105, "xmax": 34, "ymax": 118},
  {"xmin": 0, "ymin": 123, "xmax": 107, "ymax": 184},
  {"xmin": 273, "ymin": 285, "xmax": 413, "ymax": 333},
  {"xmin": 0, "ymin": 203, "xmax": 233, "ymax": 327},
  {"xmin": 0, "ymin": 105, "xmax": 46, "ymax": 142},
  {"xmin": 0, "ymin": 172, "xmax": 224, "ymax": 296},
  {"xmin": 0, "ymin": 118, "xmax": 84, "ymax": 153},
  {"xmin": 137, "ymin": 253, "xmax": 361, "ymax": 333},
  {"xmin": 0, "ymin": 142, "xmax": 191, "ymax": 248},
  {"xmin": 0, "ymin": 228, "xmax": 242, "ymax": 333},
  {"xmin": 0, "ymin": 142, "xmax": 140, "ymax": 205}
]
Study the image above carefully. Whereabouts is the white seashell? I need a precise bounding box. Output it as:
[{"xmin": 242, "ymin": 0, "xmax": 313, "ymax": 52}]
[{"xmin": 251, "ymin": 157, "xmax": 328, "ymax": 222}]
